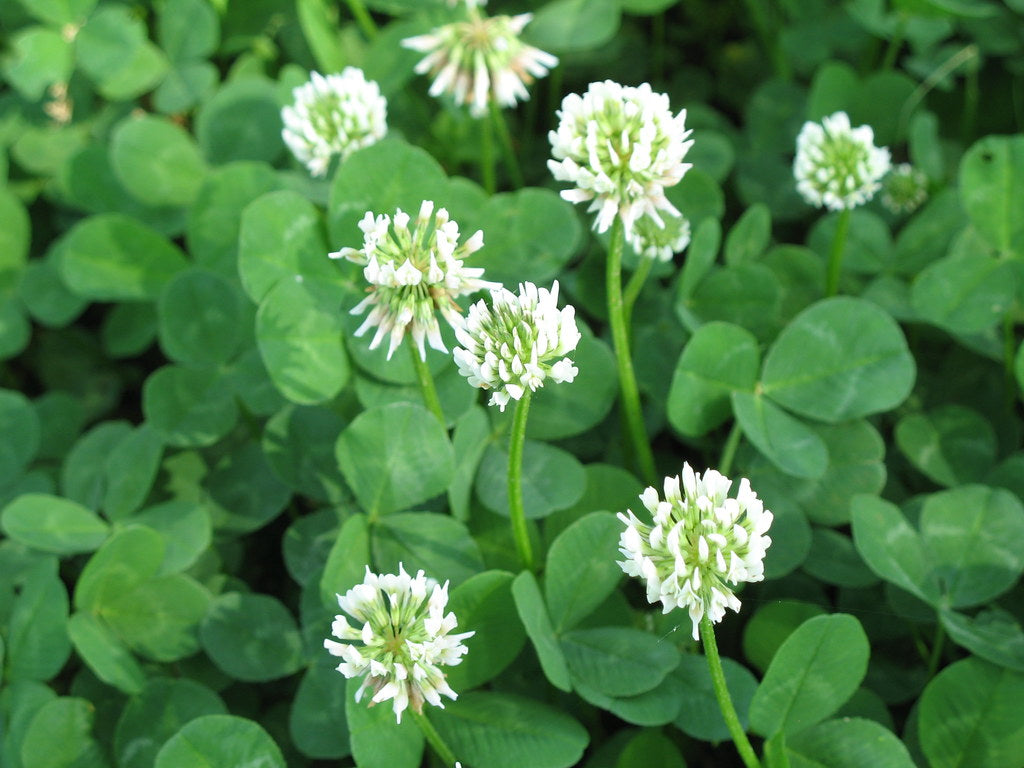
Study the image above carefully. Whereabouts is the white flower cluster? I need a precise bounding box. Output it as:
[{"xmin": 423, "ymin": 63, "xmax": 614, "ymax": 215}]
[
  {"xmin": 548, "ymin": 80, "xmax": 693, "ymax": 234},
  {"xmin": 793, "ymin": 111, "xmax": 891, "ymax": 211},
  {"xmin": 881, "ymin": 162, "xmax": 928, "ymax": 214},
  {"xmin": 403, "ymin": 13, "xmax": 556, "ymax": 119},
  {"xmin": 332, "ymin": 201, "xmax": 499, "ymax": 360},
  {"xmin": 617, "ymin": 463, "xmax": 773, "ymax": 640},
  {"xmin": 628, "ymin": 210, "xmax": 691, "ymax": 262},
  {"xmin": 324, "ymin": 564, "xmax": 474, "ymax": 724},
  {"xmin": 453, "ymin": 281, "xmax": 581, "ymax": 411},
  {"xmin": 281, "ymin": 68, "xmax": 387, "ymax": 177}
]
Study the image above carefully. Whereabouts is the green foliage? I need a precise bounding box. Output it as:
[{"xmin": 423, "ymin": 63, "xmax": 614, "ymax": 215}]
[{"xmin": 2, "ymin": 0, "xmax": 1022, "ymax": 765}]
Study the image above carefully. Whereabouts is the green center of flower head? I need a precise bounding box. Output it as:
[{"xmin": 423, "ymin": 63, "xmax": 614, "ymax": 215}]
[{"xmin": 816, "ymin": 133, "xmax": 872, "ymax": 189}]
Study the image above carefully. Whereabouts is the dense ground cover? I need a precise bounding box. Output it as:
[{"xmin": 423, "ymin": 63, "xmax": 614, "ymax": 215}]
[{"xmin": 2, "ymin": 0, "xmax": 1024, "ymax": 766}]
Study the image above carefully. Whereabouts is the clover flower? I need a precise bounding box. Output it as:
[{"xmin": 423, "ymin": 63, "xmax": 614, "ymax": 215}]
[
  {"xmin": 402, "ymin": 12, "xmax": 556, "ymax": 118},
  {"xmin": 793, "ymin": 111, "xmax": 891, "ymax": 211},
  {"xmin": 453, "ymin": 281, "xmax": 581, "ymax": 411},
  {"xmin": 617, "ymin": 463, "xmax": 773, "ymax": 640},
  {"xmin": 324, "ymin": 564, "xmax": 474, "ymax": 724},
  {"xmin": 331, "ymin": 201, "xmax": 499, "ymax": 361},
  {"xmin": 628, "ymin": 210, "xmax": 691, "ymax": 262},
  {"xmin": 881, "ymin": 162, "xmax": 928, "ymax": 215},
  {"xmin": 281, "ymin": 68, "xmax": 387, "ymax": 177},
  {"xmin": 548, "ymin": 81, "xmax": 693, "ymax": 235}
]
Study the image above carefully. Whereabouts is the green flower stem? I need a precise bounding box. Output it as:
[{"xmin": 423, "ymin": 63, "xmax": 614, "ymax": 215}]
[
  {"xmin": 825, "ymin": 207, "xmax": 852, "ymax": 297},
  {"xmin": 927, "ymin": 622, "xmax": 946, "ymax": 679},
  {"xmin": 409, "ymin": 344, "xmax": 445, "ymax": 425},
  {"xmin": 508, "ymin": 390, "xmax": 535, "ymax": 571},
  {"xmin": 489, "ymin": 101, "xmax": 525, "ymax": 189},
  {"xmin": 607, "ymin": 217, "xmax": 658, "ymax": 486},
  {"xmin": 480, "ymin": 113, "xmax": 496, "ymax": 195},
  {"xmin": 700, "ymin": 614, "xmax": 763, "ymax": 768},
  {"xmin": 622, "ymin": 255, "xmax": 655, "ymax": 327},
  {"xmin": 718, "ymin": 421, "xmax": 743, "ymax": 478},
  {"xmin": 345, "ymin": 0, "xmax": 378, "ymax": 40},
  {"xmin": 411, "ymin": 710, "xmax": 457, "ymax": 767}
]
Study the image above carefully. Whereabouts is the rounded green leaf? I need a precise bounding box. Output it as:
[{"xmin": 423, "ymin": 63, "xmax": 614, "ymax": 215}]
[
  {"xmin": 158, "ymin": 0, "xmax": 219, "ymax": 60},
  {"xmin": 114, "ymin": 678, "xmax": 226, "ymax": 768},
  {"xmin": 525, "ymin": 333, "xmax": 616, "ymax": 440},
  {"xmin": 289, "ymin": 661, "xmax": 351, "ymax": 760},
  {"xmin": 76, "ymin": 6, "xmax": 169, "ymax": 100},
  {"xmin": 470, "ymin": 188, "xmax": 583, "ymax": 285},
  {"xmin": 60, "ymin": 421, "xmax": 131, "ymax": 509},
  {"xmin": 195, "ymin": 77, "xmax": 284, "ymax": 165},
  {"xmin": 667, "ymin": 322, "xmax": 760, "ymax": 437},
  {"xmin": 686, "ymin": 262, "xmax": 783, "ymax": 342},
  {"xmin": 67, "ymin": 612, "xmax": 146, "ymax": 694},
  {"xmin": 618, "ymin": 730, "xmax": 685, "ymax": 768},
  {"xmin": 5, "ymin": 560, "xmax": 71, "ymax": 682},
  {"xmin": 895, "ymin": 406, "xmax": 996, "ymax": 487},
  {"xmin": 749, "ymin": 613, "xmax": 870, "ymax": 737},
  {"xmin": 186, "ymin": 161, "xmax": 282, "ymax": 276},
  {"xmin": 59, "ymin": 214, "xmax": 189, "ymax": 301},
  {"xmin": 959, "ymin": 135, "xmax": 1024, "ymax": 256},
  {"xmin": 802, "ymin": 527, "xmax": 879, "ymax": 588},
  {"xmin": 786, "ymin": 717, "xmax": 917, "ymax": 768},
  {"xmin": 561, "ymin": 627, "xmax": 679, "ymax": 697},
  {"xmin": 851, "ymin": 494, "xmax": 941, "ymax": 605},
  {"xmin": 732, "ymin": 390, "xmax": 828, "ymax": 479},
  {"xmin": 142, "ymin": 364, "xmax": 238, "ymax": 447},
  {"xmin": 920, "ymin": 484, "xmax": 1024, "ymax": 608},
  {"xmin": 199, "ymin": 592, "xmax": 304, "ymax": 681},
  {"xmin": 74, "ymin": 525, "xmax": 163, "ymax": 613},
  {"xmin": 1, "ymin": 494, "xmax": 108, "ymax": 555},
  {"xmin": 18, "ymin": 256, "xmax": 88, "ymax": 329},
  {"xmin": 336, "ymin": 403, "xmax": 455, "ymax": 517},
  {"xmin": 724, "ymin": 203, "xmax": 771, "ymax": 265},
  {"xmin": 742, "ymin": 600, "xmax": 827, "ymax": 674},
  {"xmin": 0, "ymin": 389, "xmax": 40, "ymax": 483},
  {"xmin": 104, "ymin": 574, "xmax": 210, "ymax": 662},
  {"xmin": 158, "ymin": 269, "xmax": 246, "ymax": 366},
  {"xmin": 319, "ymin": 513, "xmax": 370, "ymax": 608},
  {"xmin": 545, "ymin": 512, "xmax": 622, "ymax": 633},
  {"xmin": 256, "ymin": 278, "xmax": 350, "ymax": 405},
  {"xmin": 940, "ymin": 607, "xmax": 1024, "ymax": 672},
  {"xmin": 346, "ymin": 676, "xmax": 423, "ymax": 768},
  {"xmin": 204, "ymin": 441, "xmax": 291, "ymax": 534},
  {"xmin": 263, "ymin": 404, "xmax": 349, "ymax": 502},
  {"xmin": 102, "ymin": 424, "xmax": 164, "ymax": 520},
  {"xmin": 476, "ymin": 440, "xmax": 585, "ymax": 519},
  {"xmin": 808, "ymin": 209, "xmax": 892, "ymax": 275},
  {"xmin": 524, "ymin": 0, "xmax": 621, "ymax": 53},
  {"xmin": 512, "ymin": 571, "xmax": 571, "ymax": 692},
  {"xmin": 154, "ymin": 714, "xmax": 286, "ymax": 768},
  {"xmin": 327, "ymin": 138, "xmax": 450, "ymax": 247},
  {"xmin": 672, "ymin": 653, "xmax": 759, "ymax": 742},
  {"xmin": 111, "ymin": 115, "xmax": 207, "ymax": 207},
  {"xmin": 133, "ymin": 500, "xmax": 211, "ymax": 574},
  {"xmin": 238, "ymin": 190, "xmax": 332, "ymax": 303},
  {"xmin": 429, "ymin": 691, "xmax": 588, "ymax": 768},
  {"xmin": 761, "ymin": 297, "xmax": 915, "ymax": 422},
  {"xmin": 911, "ymin": 250, "xmax": 1016, "ymax": 334},
  {"xmin": 371, "ymin": 512, "xmax": 484, "ymax": 586},
  {"xmin": 21, "ymin": 697, "xmax": 104, "ymax": 768},
  {"xmin": 919, "ymin": 658, "xmax": 1024, "ymax": 768},
  {"xmin": 446, "ymin": 570, "xmax": 525, "ymax": 692},
  {"xmin": 2, "ymin": 27, "xmax": 73, "ymax": 101}
]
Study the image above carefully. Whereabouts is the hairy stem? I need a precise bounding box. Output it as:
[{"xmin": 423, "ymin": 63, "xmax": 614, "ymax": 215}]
[
  {"xmin": 701, "ymin": 615, "xmax": 763, "ymax": 768},
  {"xmin": 508, "ymin": 391, "xmax": 535, "ymax": 571},
  {"xmin": 344, "ymin": 0, "xmax": 378, "ymax": 39},
  {"xmin": 607, "ymin": 217, "xmax": 658, "ymax": 485},
  {"xmin": 409, "ymin": 343, "xmax": 445, "ymax": 425},
  {"xmin": 411, "ymin": 710, "xmax": 457, "ymax": 767},
  {"xmin": 825, "ymin": 207, "xmax": 852, "ymax": 297}
]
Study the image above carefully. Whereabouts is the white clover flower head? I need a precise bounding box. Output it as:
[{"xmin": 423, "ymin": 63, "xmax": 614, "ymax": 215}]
[
  {"xmin": 324, "ymin": 563, "xmax": 474, "ymax": 724},
  {"xmin": 617, "ymin": 463, "xmax": 774, "ymax": 640},
  {"xmin": 628, "ymin": 210, "xmax": 691, "ymax": 262},
  {"xmin": 447, "ymin": 0, "xmax": 485, "ymax": 7},
  {"xmin": 281, "ymin": 68, "xmax": 387, "ymax": 177},
  {"xmin": 453, "ymin": 280, "xmax": 581, "ymax": 411},
  {"xmin": 402, "ymin": 13, "xmax": 557, "ymax": 119},
  {"xmin": 793, "ymin": 111, "xmax": 891, "ymax": 211},
  {"xmin": 331, "ymin": 201, "xmax": 499, "ymax": 361},
  {"xmin": 881, "ymin": 162, "xmax": 928, "ymax": 215},
  {"xmin": 548, "ymin": 80, "xmax": 693, "ymax": 235}
]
